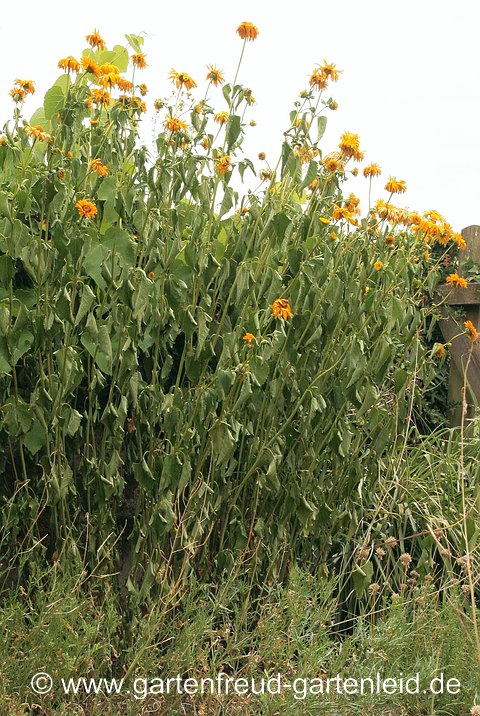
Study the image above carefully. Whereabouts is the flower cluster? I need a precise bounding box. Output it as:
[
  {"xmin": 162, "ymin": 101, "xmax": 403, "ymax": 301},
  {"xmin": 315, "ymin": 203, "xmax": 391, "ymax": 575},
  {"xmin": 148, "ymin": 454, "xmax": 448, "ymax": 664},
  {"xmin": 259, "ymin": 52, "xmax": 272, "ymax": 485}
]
[
  {"xmin": 236, "ymin": 22, "xmax": 259, "ymax": 41},
  {"xmin": 309, "ymin": 61, "xmax": 340, "ymax": 90},
  {"xmin": 339, "ymin": 132, "xmax": 364, "ymax": 162}
]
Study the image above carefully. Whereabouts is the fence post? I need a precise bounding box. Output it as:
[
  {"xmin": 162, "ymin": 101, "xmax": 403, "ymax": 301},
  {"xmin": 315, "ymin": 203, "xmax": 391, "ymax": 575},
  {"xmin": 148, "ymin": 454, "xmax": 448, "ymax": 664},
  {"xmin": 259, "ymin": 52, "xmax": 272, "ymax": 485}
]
[{"xmin": 437, "ymin": 225, "xmax": 480, "ymax": 427}]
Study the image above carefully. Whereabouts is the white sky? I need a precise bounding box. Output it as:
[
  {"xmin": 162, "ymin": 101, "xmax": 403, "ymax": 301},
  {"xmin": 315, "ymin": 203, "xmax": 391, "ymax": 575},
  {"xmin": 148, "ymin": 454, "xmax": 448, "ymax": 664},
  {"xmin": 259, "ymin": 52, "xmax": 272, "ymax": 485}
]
[{"xmin": 1, "ymin": 0, "xmax": 478, "ymax": 232}]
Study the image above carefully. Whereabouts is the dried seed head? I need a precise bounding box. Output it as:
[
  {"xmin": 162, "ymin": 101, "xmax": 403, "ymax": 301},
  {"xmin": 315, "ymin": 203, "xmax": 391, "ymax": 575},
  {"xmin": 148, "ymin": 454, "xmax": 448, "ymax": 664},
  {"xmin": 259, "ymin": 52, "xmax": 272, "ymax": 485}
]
[
  {"xmin": 375, "ymin": 547, "xmax": 386, "ymax": 559},
  {"xmin": 385, "ymin": 536, "xmax": 398, "ymax": 549},
  {"xmin": 368, "ymin": 582, "xmax": 381, "ymax": 595},
  {"xmin": 400, "ymin": 552, "xmax": 412, "ymax": 569},
  {"xmin": 357, "ymin": 545, "xmax": 370, "ymax": 561},
  {"xmin": 456, "ymin": 555, "xmax": 469, "ymax": 571}
]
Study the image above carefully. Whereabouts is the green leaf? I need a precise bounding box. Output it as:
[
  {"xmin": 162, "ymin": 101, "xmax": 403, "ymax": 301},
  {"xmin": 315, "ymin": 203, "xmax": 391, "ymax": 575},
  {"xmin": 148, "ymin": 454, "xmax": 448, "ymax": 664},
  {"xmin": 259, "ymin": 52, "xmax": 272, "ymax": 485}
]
[
  {"xmin": 125, "ymin": 34, "xmax": 144, "ymax": 53},
  {"xmin": 133, "ymin": 459, "xmax": 155, "ymax": 494},
  {"xmin": 299, "ymin": 160, "xmax": 318, "ymax": 191},
  {"xmin": 273, "ymin": 212, "xmax": 290, "ymax": 240},
  {"xmin": 104, "ymin": 227, "xmax": 135, "ymax": 268},
  {"xmin": 227, "ymin": 115, "xmax": 241, "ymax": 150},
  {"xmin": 83, "ymin": 243, "xmax": 109, "ymax": 289},
  {"xmin": 317, "ymin": 115, "xmax": 327, "ymax": 142},
  {"xmin": 353, "ymin": 560, "xmax": 373, "ymax": 597},
  {"xmin": 218, "ymin": 186, "xmax": 234, "ymax": 219},
  {"xmin": 74, "ymin": 284, "xmax": 96, "ymax": 326},
  {"xmin": 23, "ymin": 418, "xmax": 46, "ymax": 455},
  {"xmin": 111, "ymin": 45, "xmax": 129, "ymax": 73},
  {"xmin": 97, "ymin": 176, "xmax": 117, "ymax": 202},
  {"xmin": 44, "ymin": 85, "xmax": 65, "ymax": 120},
  {"xmin": 53, "ymin": 74, "xmax": 71, "ymax": 93},
  {"xmin": 29, "ymin": 107, "xmax": 49, "ymax": 130}
]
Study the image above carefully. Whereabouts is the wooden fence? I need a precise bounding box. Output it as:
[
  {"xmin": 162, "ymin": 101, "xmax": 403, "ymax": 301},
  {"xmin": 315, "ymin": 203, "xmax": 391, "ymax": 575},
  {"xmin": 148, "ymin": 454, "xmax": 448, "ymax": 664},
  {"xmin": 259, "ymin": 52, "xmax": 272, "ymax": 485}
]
[{"xmin": 437, "ymin": 225, "xmax": 480, "ymax": 426}]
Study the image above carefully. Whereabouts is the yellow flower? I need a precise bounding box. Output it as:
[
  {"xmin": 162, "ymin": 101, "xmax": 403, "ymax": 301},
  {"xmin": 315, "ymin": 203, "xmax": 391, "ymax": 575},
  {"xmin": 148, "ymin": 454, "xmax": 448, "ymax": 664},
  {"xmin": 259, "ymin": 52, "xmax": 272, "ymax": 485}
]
[
  {"xmin": 10, "ymin": 87, "xmax": 26, "ymax": 102},
  {"xmin": 132, "ymin": 53, "xmax": 147, "ymax": 69},
  {"xmin": 206, "ymin": 65, "xmax": 224, "ymax": 86},
  {"xmin": 319, "ymin": 217, "xmax": 331, "ymax": 224},
  {"xmin": 169, "ymin": 69, "xmax": 197, "ymax": 90},
  {"xmin": 272, "ymin": 298, "xmax": 293, "ymax": 320},
  {"xmin": 165, "ymin": 115, "xmax": 188, "ymax": 133},
  {"xmin": 434, "ymin": 342, "xmax": 446, "ymax": 359},
  {"xmin": 363, "ymin": 163, "xmax": 382, "ymax": 178},
  {"xmin": 202, "ymin": 136, "xmax": 210, "ymax": 151},
  {"xmin": 81, "ymin": 56, "xmax": 100, "ymax": 76},
  {"xmin": 75, "ymin": 199, "xmax": 97, "ymax": 219},
  {"xmin": 214, "ymin": 111, "xmax": 229, "ymax": 125},
  {"xmin": 464, "ymin": 320, "xmax": 478, "ymax": 342},
  {"xmin": 295, "ymin": 116, "xmax": 311, "ymax": 129},
  {"xmin": 385, "ymin": 176, "xmax": 407, "ymax": 194},
  {"xmin": 115, "ymin": 77, "xmax": 133, "ymax": 92},
  {"xmin": 24, "ymin": 125, "xmax": 52, "ymax": 143},
  {"xmin": 346, "ymin": 193, "xmax": 360, "ymax": 214},
  {"xmin": 323, "ymin": 155, "xmax": 343, "ymax": 173},
  {"xmin": 85, "ymin": 30, "xmax": 106, "ymax": 50},
  {"xmin": 138, "ymin": 83, "xmax": 148, "ymax": 96},
  {"xmin": 375, "ymin": 200, "xmax": 411, "ymax": 227},
  {"xmin": 309, "ymin": 68, "xmax": 328, "ymax": 90},
  {"xmin": 320, "ymin": 60, "xmax": 340, "ymax": 82},
  {"xmin": 424, "ymin": 209, "xmax": 444, "ymax": 223},
  {"xmin": 446, "ymin": 273, "xmax": 467, "ymax": 288},
  {"xmin": 339, "ymin": 132, "xmax": 364, "ymax": 162},
  {"xmin": 90, "ymin": 158, "xmax": 109, "ymax": 177},
  {"xmin": 384, "ymin": 235, "xmax": 395, "ymax": 245},
  {"xmin": 243, "ymin": 332, "xmax": 255, "ymax": 346},
  {"xmin": 0, "ymin": 136, "xmax": 7, "ymax": 146},
  {"xmin": 91, "ymin": 89, "xmax": 110, "ymax": 106},
  {"xmin": 453, "ymin": 233, "xmax": 466, "ymax": 250},
  {"xmin": 98, "ymin": 73, "xmax": 120, "ymax": 88},
  {"xmin": 98, "ymin": 63, "xmax": 119, "ymax": 76},
  {"xmin": 14, "ymin": 79, "xmax": 35, "ymax": 94},
  {"xmin": 332, "ymin": 205, "xmax": 358, "ymax": 226},
  {"xmin": 58, "ymin": 56, "xmax": 81, "ymax": 73},
  {"xmin": 216, "ymin": 155, "xmax": 231, "ymax": 175},
  {"xmin": 236, "ymin": 22, "xmax": 259, "ymax": 41},
  {"xmin": 373, "ymin": 260, "xmax": 383, "ymax": 271}
]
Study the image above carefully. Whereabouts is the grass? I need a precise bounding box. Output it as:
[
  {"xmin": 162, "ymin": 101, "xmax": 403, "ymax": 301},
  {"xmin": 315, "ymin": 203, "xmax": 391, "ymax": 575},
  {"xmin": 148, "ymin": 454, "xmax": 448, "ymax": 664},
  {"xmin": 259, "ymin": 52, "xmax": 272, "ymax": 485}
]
[{"xmin": 1, "ymin": 563, "xmax": 479, "ymax": 715}]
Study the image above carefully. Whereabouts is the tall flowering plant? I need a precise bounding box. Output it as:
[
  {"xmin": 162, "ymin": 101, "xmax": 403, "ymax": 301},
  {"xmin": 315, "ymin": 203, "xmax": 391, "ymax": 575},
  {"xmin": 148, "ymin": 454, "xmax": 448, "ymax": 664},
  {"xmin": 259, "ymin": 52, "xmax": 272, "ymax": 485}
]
[{"xmin": 0, "ymin": 24, "xmax": 463, "ymax": 600}]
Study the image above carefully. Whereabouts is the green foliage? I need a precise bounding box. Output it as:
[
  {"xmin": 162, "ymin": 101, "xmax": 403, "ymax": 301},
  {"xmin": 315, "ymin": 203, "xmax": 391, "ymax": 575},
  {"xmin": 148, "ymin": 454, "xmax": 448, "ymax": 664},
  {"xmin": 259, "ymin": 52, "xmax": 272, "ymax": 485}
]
[
  {"xmin": 0, "ymin": 31, "xmax": 467, "ymax": 610},
  {"xmin": 1, "ymin": 568, "xmax": 478, "ymax": 714}
]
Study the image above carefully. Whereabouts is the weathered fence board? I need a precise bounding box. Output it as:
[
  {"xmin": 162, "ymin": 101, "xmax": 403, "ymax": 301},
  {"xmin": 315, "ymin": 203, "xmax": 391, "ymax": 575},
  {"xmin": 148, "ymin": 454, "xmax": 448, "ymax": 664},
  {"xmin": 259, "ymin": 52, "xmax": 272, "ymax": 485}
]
[{"xmin": 437, "ymin": 225, "xmax": 480, "ymax": 426}]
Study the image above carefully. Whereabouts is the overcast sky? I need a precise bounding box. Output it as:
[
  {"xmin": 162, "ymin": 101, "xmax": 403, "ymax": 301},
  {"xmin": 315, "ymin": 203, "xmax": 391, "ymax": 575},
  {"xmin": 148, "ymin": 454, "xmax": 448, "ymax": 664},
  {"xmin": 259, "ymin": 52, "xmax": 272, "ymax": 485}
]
[{"xmin": 2, "ymin": 0, "xmax": 478, "ymax": 232}]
